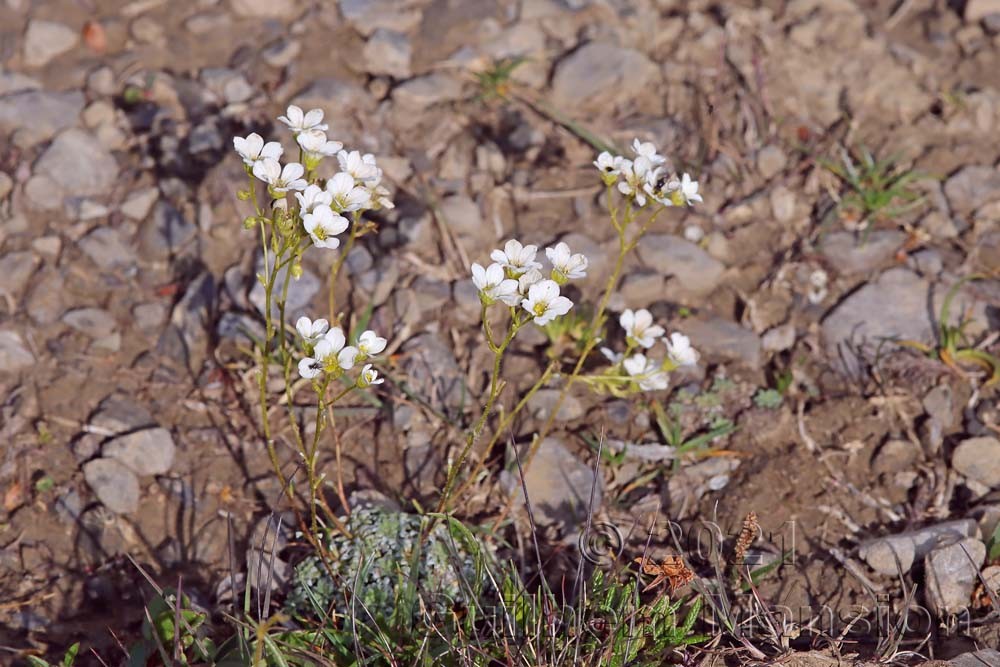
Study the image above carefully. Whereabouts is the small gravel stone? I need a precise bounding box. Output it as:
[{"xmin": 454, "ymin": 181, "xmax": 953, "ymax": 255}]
[
  {"xmin": 756, "ymin": 145, "xmax": 787, "ymax": 179},
  {"xmin": 120, "ymin": 187, "xmax": 159, "ymax": 220},
  {"xmin": 0, "ymin": 251, "xmax": 40, "ymax": 302},
  {"xmin": 966, "ymin": 0, "xmax": 1000, "ymax": 22},
  {"xmin": 62, "ymin": 307, "xmax": 116, "ymax": 339},
  {"xmin": 31, "ymin": 236, "xmax": 61, "ymax": 256},
  {"xmin": 952, "ymin": 436, "xmax": 1000, "ymax": 487},
  {"xmin": 102, "ymin": 427, "xmax": 176, "ymax": 476},
  {"xmin": 951, "ymin": 649, "xmax": 1000, "ymax": 667},
  {"xmin": 944, "ymin": 165, "xmax": 1000, "ymax": 217},
  {"xmin": 503, "ymin": 437, "xmax": 602, "ymax": 527},
  {"xmin": 26, "ymin": 271, "xmax": 64, "ymax": 325},
  {"xmin": 83, "ymin": 458, "xmax": 140, "ymax": 514},
  {"xmin": 924, "ymin": 537, "xmax": 986, "ymax": 615},
  {"xmin": 922, "ymin": 385, "xmax": 955, "ymax": 429},
  {"xmin": 818, "ymin": 230, "xmax": 906, "ymax": 275},
  {"xmin": 0, "ymin": 171, "xmax": 12, "ymax": 199},
  {"xmin": 392, "ymin": 73, "xmax": 464, "ymax": 109},
  {"xmin": 139, "ymin": 201, "xmax": 198, "ymax": 259},
  {"xmin": 678, "ymin": 317, "xmax": 762, "ymax": 369},
  {"xmin": 770, "ymin": 185, "xmax": 796, "ymax": 223},
  {"xmin": 528, "ymin": 389, "xmax": 585, "ymax": 422},
  {"xmin": 872, "ymin": 439, "xmax": 918, "ymax": 474},
  {"xmin": 34, "ymin": 129, "xmax": 119, "ymax": 198},
  {"xmin": 90, "ymin": 394, "xmax": 155, "ymax": 434},
  {"xmin": 230, "ymin": 0, "xmax": 295, "ymax": 17},
  {"xmin": 79, "ymin": 227, "xmax": 133, "ymax": 270},
  {"xmin": 86, "ymin": 67, "xmax": 116, "ymax": 96},
  {"xmin": 761, "ymin": 322, "xmax": 796, "ymax": 352},
  {"xmin": 24, "ymin": 20, "xmax": 79, "ymax": 68},
  {"xmin": 0, "ymin": 330, "xmax": 34, "ymax": 372},
  {"xmin": 261, "ymin": 38, "xmax": 301, "ymax": 68},
  {"xmin": 858, "ymin": 519, "xmax": 979, "ymax": 575},
  {"xmin": 339, "ymin": 0, "xmax": 423, "ymax": 36}
]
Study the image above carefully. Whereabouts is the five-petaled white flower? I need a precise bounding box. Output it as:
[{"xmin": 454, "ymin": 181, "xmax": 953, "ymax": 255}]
[
  {"xmin": 278, "ymin": 105, "xmax": 328, "ymax": 134},
  {"xmin": 298, "ymin": 327, "xmax": 356, "ymax": 378},
  {"xmin": 326, "ymin": 172, "xmax": 372, "ymax": 212},
  {"xmin": 491, "ymin": 239, "xmax": 542, "ymax": 276},
  {"xmin": 616, "ymin": 158, "xmax": 653, "ymax": 206},
  {"xmin": 295, "ymin": 184, "xmax": 333, "ymax": 214},
  {"xmin": 594, "ymin": 151, "xmax": 624, "ymax": 182},
  {"xmin": 471, "ymin": 262, "xmax": 520, "ymax": 306},
  {"xmin": 358, "ymin": 363, "xmax": 384, "ymax": 387},
  {"xmin": 545, "ymin": 242, "xmax": 588, "ymax": 282},
  {"xmin": 632, "ymin": 139, "xmax": 666, "ymax": 166},
  {"xmin": 521, "ymin": 279, "xmax": 573, "ymax": 325},
  {"xmin": 252, "ymin": 159, "xmax": 308, "ymax": 193},
  {"xmin": 677, "ymin": 173, "xmax": 703, "ymax": 205},
  {"xmin": 356, "ymin": 330, "xmax": 387, "ymax": 359},
  {"xmin": 665, "ymin": 332, "xmax": 699, "ymax": 367},
  {"xmin": 303, "ymin": 206, "xmax": 349, "ymax": 249},
  {"xmin": 337, "ymin": 150, "xmax": 380, "ymax": 183},
  {"xmin": 296, "ymin": 129, "xmax": 343, "ymax": 162},
  {"xmin": 233, "ymin": 133, "xmax": 283, "ymax": 167},
  {"xmin": 295, "ymin": 316, "xmax": 329, "ymax": 344},
  {"xmin": 623, "ymin": 354, "xmax": 669, "ymax": 391},
  {"xmin": 620, "ymin": 309, "xmax": 665, "ymax": 349}
]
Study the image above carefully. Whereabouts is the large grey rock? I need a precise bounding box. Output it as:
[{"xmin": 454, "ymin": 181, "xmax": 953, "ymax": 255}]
[
  {"xmin": 103, "ymin": 427, "xmax": 176, "ymax": 476},
  {"xmin": 34, "ymin": 129, "xmax": 118, "ymax": 197},
  {"xmin": 392, "ymin": 73, "xmax": 464, "ymax": 109},
  {"xmin": 0, "ymin": 69, "xmax": 41, "ymax": 96},
  {"xmin": 503, "ymin": 438, "xmax": 602, "ymax": 527},
  {"xmin": 818, "ymin": 230, "xmax": 906, "ymax": 275},
  {"xmin": 339, "ymin": 0, "xmax": 423, "ymax": 36},
  {"xmin": 952, "ymin": 436, "xmax": 1000, "ymax": 488},
  {"xmin": 965, "ymin": 0, "xmax": 1000, "ymax": 21},
  {"xmin": 924, "ymin": 538, "xmax": 985, "ymax": 615},
  {"xmin": 678, "ymin": 317, "xmax": 762, "ymax": 369},
  {"xmin": 0, "ymin": 330, "xmax": 34, "ymax": 372},
  {"xmin": 858, "ymin": 519, "xmax": 979, "ymax": 575},
  {"xmin": 400, "ymin": 333, "xmax": 465, "ymax": 413},
  {"xmin": 24, "ymin": 20, "xmax": 78, "ymax": 68},
  {"xmin": 951, "ymin": 649, "xmax": 1000, "ymax": 667},
  {"xmin": 551, "ymin": 43, "xmax": 658, "ymax": 112},
  {"xmin": 139, "ymin": 201, "xmax": 198, "ymax": 259},
  {"xmin": 83, "ymin": 458, "xmax": 140, "ymax": 514},
  {"xmin": 945, "ymin": 165, "xmax": 1000, "ymax": 216},
  {"xmin": 637, "ymin": 234, "xmax": 725, "ymax": 294},
  {"xmin": 360, "ymin": 29, "xmax": 412, "ymax": 78},
  {"xmin": 0, "ymin": 90, "xmax": 84, "ymax": 145},
  {"xmin": 90, "ymin": 394, "xmax": 155, "ymax": 434},
  {"xmin": 821, "ymin": 268, "xmax": 932, "ymax": 374},
  {"xmin": 158, "ymin": 272, "xmax": 215, "ymax": 371},
  {"xmin": 528, "ymin": 389, "xmax": 585, "ymax": 422}
]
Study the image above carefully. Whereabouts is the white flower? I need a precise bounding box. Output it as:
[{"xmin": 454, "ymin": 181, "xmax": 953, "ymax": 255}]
[
  {"xmin": 296, "ymin": 129, "xmax": 343, "ymax": 160},
  {"xmin": 337, "ymin": 345, "xmax": 359, "ymax": 370},
  {"xmin": 616, "ymin": 158, "xmax": 654, "ymax": 206},
  {"xmin": 808, "ymin": 270, "xmax": 829, "ymax": 304},
  {"xmin": 233, "ymin": 133, "xmax": 283, "ymax": 166},
  {"xmin": 337, "ymin": 150, "xmax": 380, "ymax": 183},
  {"xmin": 326, "ymin": 172, "xmax": 372, "ymax": 212},
  {"xmin": 471, "ymin": 262, "xmax": 520, "ymax": 306},
  {"xmin": 600, "ymin": 347, "xmax": 624, "ymax": 365},
  {"xmin": 303, "ymin": 206, "xmax": 349, "ymax": 249},
  {"xmin": 632, "ymin": 139, "xmax": 666, "ymax": 165},
  {"xmin": 299, "ymin": 327, "xmax": 349, "ymax": 378},
  {"xmin": 517, "ymin": 267, "xmax": 543, "ymax": 295},
  {"xmin": 277, "ymin": 105, "xmax": 328, "ymax": 133},
  {"xmin": 677, "ymin": 173, "xmax": 703, "ymax": 205},
  {"xmin": 366, "ymin": 181, "xmax": 394, "ymax": 210},
  {"xmin": 809, "ymin": 269, "xmax": 828, "ymax": 288},
  {"xmin": 295, "ymin": 316, "xmax": 329, "ymax": 343},
  {"xmin": 295, "ymin": 184, "xmax": 333, "ymax": 214},
  {"xmin": 252, "ymin": 159, "xmax": 308, "ymax": 193},
  {"xmin": 358, "ymin": 363, "xmax": 384, "ymax": 387},
  {"xmin": 490, "ymin": 239, "xmax": 542, "ymax": 276},
  {"xmin": 545, "ymin": 242, "xmax": 588, "ymax": 282},
  {"xmin": 643, "ymin": 172, "xmax": 677, "ymax": 206},
  {"xmin": 623, "ymin": 354, "xmax": 670, "ymax": 391},
  {"xmin": 521, "ymin": 279, "xmax": 573, "ymax": 325},
  {"xmin": 357, "ymin": 330, "xmax": 387, "ymax": 358},
  {"xmin": 620, "ymin": 309, "xmax": 665, "ymax": 349},
  {"xmin": 594, "ymin": 151, "xmax": 624, "ymax": 181},
  {"xmin": 665, "ymin": 332, "xmax": 698, "ymax": 367}
]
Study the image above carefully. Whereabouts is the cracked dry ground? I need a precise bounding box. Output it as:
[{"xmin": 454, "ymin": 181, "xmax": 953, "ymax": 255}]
[{"xmin": 1, "ymin": 0, "xmax": 1000, "ymax": 663}]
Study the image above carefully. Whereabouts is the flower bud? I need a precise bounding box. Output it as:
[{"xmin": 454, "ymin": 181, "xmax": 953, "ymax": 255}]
[
  {"xmin": 243, "ymin": 216, "xmax": 257, "ymax": 230},
  {"xmin": 237, "ymin": 189, "xmax": 251, "ymax": 201},
  {"xmin": 291, "ymin": 261, "xmax": 303, "ymax": 280}
]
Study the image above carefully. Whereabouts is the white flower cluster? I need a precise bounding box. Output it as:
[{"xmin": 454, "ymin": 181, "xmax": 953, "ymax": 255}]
[
  {"xmin": 601, "ymin": 308, "xmax": 698, "ymax": 392},
  {"xmin": 471, "ymin": 240, "xmax": 588, "ymax": 326},
  {"xmin": 295, "ymin": 316, "xmax": 387, "ymax": 385},
  {"xmin": 594, "ymin": 139, "xmax": 702, "ymax": 208},
  {"xmin": 233, "ymin": 105, "xmax": 393, "ymax": 251}
]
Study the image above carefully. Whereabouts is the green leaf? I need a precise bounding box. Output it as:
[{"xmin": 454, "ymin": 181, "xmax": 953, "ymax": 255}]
[{"xmin": 62, "ymin": 643, "xmax": 80, "ymax": 667}]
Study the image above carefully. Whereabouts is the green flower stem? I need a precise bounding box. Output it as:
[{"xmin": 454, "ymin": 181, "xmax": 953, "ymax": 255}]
[
  {"xmin": 437, "ymin": 316, "xmax": 522, "ymax": 512},
  {"xmin": 327, "ymin": 212, "xmax": 361, "ymax": 323}
]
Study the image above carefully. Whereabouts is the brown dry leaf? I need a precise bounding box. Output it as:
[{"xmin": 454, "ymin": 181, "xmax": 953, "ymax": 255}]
[
  {"xmin": 82, "ymin": 21, "xmax": 107, "ymax": 54},
  {"xmin": 633, "ymin": 554, "xmax": 695, "ymax": 593},
  {"xmin": 4, "ymin": 481, "xmax": 25, "ymax": 512}
]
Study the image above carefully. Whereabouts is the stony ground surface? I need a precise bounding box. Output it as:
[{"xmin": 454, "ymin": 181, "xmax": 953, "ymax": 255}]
[{"xmin": 1, "ymin": 0, "xmax": 1000, "ymax": 663}]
